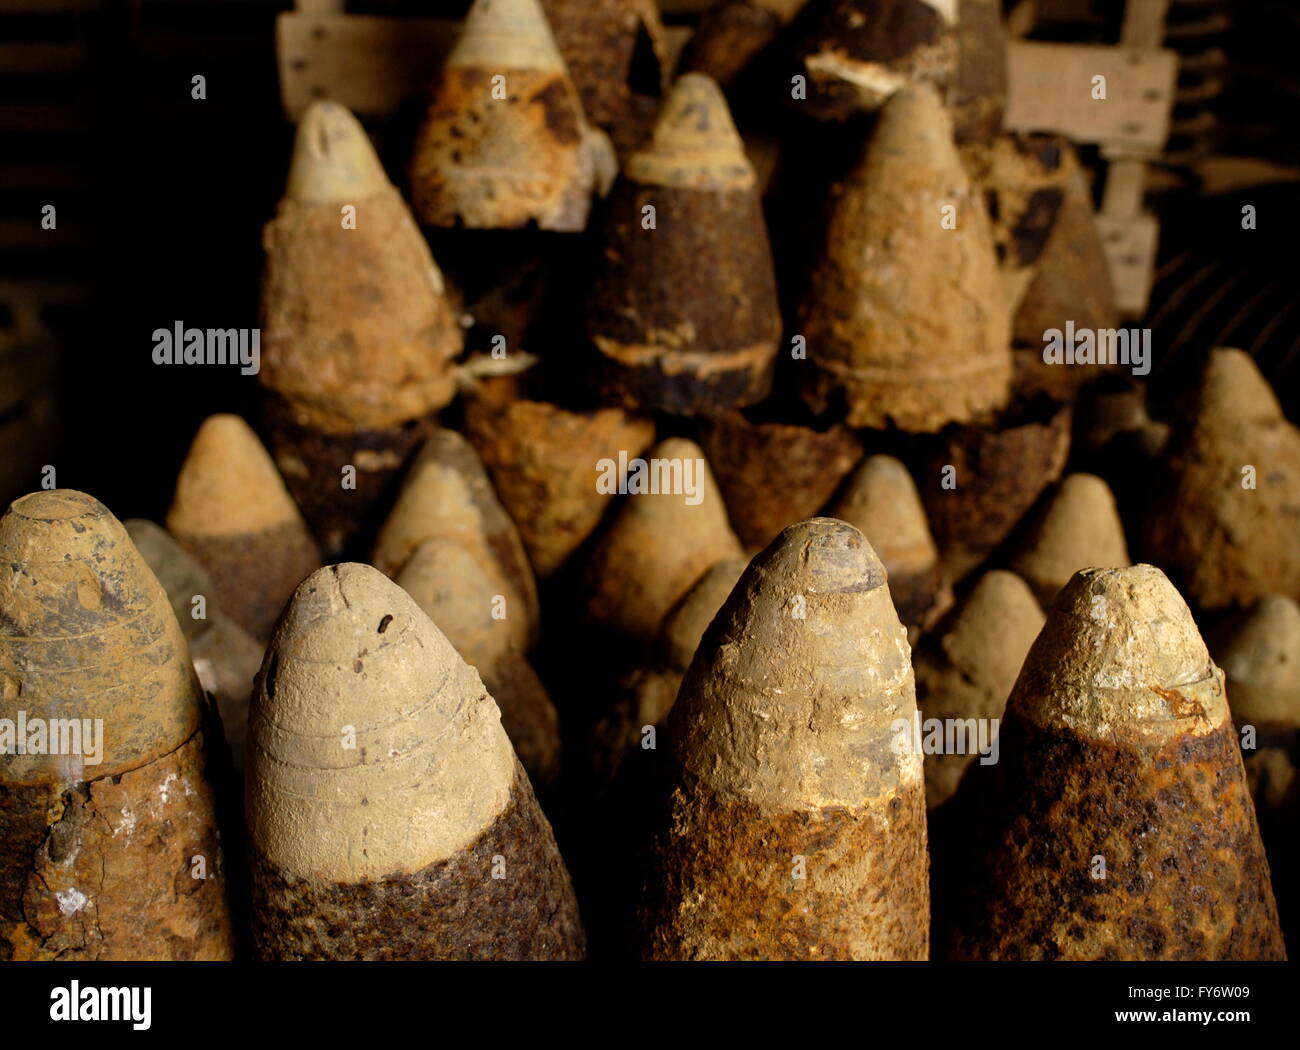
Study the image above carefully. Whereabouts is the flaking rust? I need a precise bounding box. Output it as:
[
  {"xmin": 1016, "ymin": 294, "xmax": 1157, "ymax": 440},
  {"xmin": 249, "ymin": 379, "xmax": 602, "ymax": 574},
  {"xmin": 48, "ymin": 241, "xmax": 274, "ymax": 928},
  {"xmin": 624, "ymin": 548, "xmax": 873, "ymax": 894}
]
[
  {"xmin": 166, "ymin": 414, "xmax": 321, "ymax": 643},
  {"xmin": 641, "ymin": 518, "xmax": 929, "ymax": 960},
  {"xmin": 948, "ymin": 565, "xmax": 1286, "ymax": 960},
  {"xmin": 372, "ymin": 429, "xmax": 540, "ymax": 651},
  {"xmin": 587, "ymin": 74, "xmax": 782, "ymax": 416},
  {"xmin": 398, "ymin": 537, "xmax": 561, "ymax": 788},
  {"xmin": 0, "ymin": 490, "xmax": 234, "ymax": 960},
  {"xmin": 410, "ymin": 0, "xmax": 600, "ymax": 231},
  {"xmin": 259, "ymin": 101, "xmax": 461, "ymax": 556},
  {"xmin": 799, "ymin": 84, "xmax": 1010, "ymax": 430},
  {"xmin": 247, "ymin": 564, "xmax": 584, "ymax": 960}
]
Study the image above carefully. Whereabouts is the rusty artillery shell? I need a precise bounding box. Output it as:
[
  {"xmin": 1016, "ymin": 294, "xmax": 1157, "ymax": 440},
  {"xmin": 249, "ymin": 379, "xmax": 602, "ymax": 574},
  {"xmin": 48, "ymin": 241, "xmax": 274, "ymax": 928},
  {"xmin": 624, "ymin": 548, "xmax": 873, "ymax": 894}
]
[
  {"xmin": 398, "ymin": 537, "xmax": 561, "ymax": 788},
  {"xmin": 584, "ymin": 437, "xmax": 742, "ymax": 644},
  {"xmin": 921, "ymin": 399, "xmax": 1072, "ymax": 582},
  {"xmin": 914, "ymin": 569, "xmax": 1043, "ymax": 808},
  {"xmin": 828, "ymin": 454, "xmax": 950, "ymax": 632},
  {"xmin": 166, "ymin": 414, "xmax": 322, "ymax": 643},
  {"xmin": 800, "ymin": 84, "xmax": 1010, "ymax": 431},
  {"xmin": 661, "ymin": 556, "xmax": 749, "ymax": 675},
  {"xmin": 126, "ymin": 519, "xmax": 264, "ymax": 777},
  {"xmin": 1211, "ymin": 595, "xmax": 1300, "ymax": 812},
  {"xmin": 260, "ymin": 101, "xmax": 461, "ymax": 555},
  {"xmin": 949, "ymin": 564, "xmax": 1286, "ymax": 960},
  {"xmin": 540, "ymin": 0, "xmax": 668, "ymax": 130},
  {"xmin": 1009, "ymin": 473, "xmax": 1131, "ymax": 609},
  {"xmin": 0, "ymin": 490, "xmax": 234, "ymax": 960},
  {"xmin": 950, "ymin": 0, "xmax": 1006, "ymax": 145},
  {"xmin": 587, "ymin": 74, "xmax": 782, "ymax": 416},
  {"xmin": 410, "ymin": 0, "xmax": 598, "ymax": 230},
  {"xmin": 642, "ymin": 518, "xmax": 929, "ymax": 959},
  {"xmin": 1145, "ymin": 348, "xmax": 1300, "ymax": 610},
  {"xmin": 1011, "ymin": 159, "xmax": 1119, "ymax": 402},
  {"xmin": 697, "ymin": 412, "xmax": 863, "ymax": 550},
  {"xmin": 247, "ymin": 563, "xmax": 585, "ymax": 959},
  {"xmin": 794, "ymin": 0, "xmax": 959, "ymax": 120},
  {"xmin": 680, "ymin": 0, "xmax": 811, "ymax": 88},
  {"xmin": 372, "ymin": 428, "xmax": 540, "ymax": 650},
  {"xmin": 462, "ymin": 385, "xmax": 656, "ymax": 578}
]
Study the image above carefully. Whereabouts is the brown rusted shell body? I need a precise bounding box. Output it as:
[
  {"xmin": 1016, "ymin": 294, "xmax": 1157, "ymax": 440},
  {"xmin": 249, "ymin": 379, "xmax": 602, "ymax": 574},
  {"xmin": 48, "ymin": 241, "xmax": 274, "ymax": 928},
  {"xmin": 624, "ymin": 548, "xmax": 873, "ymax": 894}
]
[
  {"xmin": 799, "ymin": 86, "xmax": 1010, "ymax": 431},
  {"xmin": 679, "ymin": 2, "xmax": 789, "ymax": 86},
  {"xmin": 949, "ymin": 716, "xmax": 1285, "ymax": 960},
  {"xmin": 795, "ymin": 0, "xmax": 957, "ymax": 120},
  {"xmin": 921, "ymin": 400, "xmax": 1072, "ymax": 581},
  {"xmin": 1, "ymin": 731, "xmax": 235, "ymax": 960},
  {"xmin": 540, "ymin": 0, "xmax": 668, "ymax": 128},
  {"xmin": 263, "ymin": 398, "xmax": 433, "ymax": 559},
  {"xmin": 589, "ymin": 181, "xmax": 781, "ymax": 416},
  {"xmin": 462, "ymin": 389, "xmax": 656, "ymax": 578},
  {"xmin": 259, "ymin": 193, "xmax": 461, "ymax": 432},
  {"xmin": 642, "ymin": 776, "xmax": 930, "ymax": 959},
  {"xmin": 950, "ymin": 0, "xmax": 1005, "ymax": 145},
  {"xmin": 697, "ymin": 413, "xmax": 863, "ymax": 549},
  {"xmin": 174, "ymin": 523, "xmax": 320, "ymax": 644},
  {"xmin": 251, "ymin": 764, "xmax": 584, "ymax": 960},
  {"xmin": 410, "ymin": 66, "xmax": 594, "ymax": 231}
]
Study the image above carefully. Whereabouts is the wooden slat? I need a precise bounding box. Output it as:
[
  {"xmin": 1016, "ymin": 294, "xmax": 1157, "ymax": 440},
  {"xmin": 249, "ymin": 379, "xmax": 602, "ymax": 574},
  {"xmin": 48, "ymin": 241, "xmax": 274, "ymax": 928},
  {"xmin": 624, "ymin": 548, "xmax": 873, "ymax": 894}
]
[
  {"xmin": 1097, "ymin": 210, "xmax": 1159, "ymax": 317},
  {"xmin": 1004, "ymin": 41, "xmax": 1178, "ymax": 155},
  {"xmin": 0, "ymin": 0, "xmax": 97, "ymax": 11},
  {"xmin": 0, "ymin": 163, "xmax": 85, "ymax": 190},
  {"xmin": 0, "ymin": 104, "xmax": 87, "ymax": 131},
  {"xmin": 277, "ymin": 12, "xmax": 458, "ymax": 120}
]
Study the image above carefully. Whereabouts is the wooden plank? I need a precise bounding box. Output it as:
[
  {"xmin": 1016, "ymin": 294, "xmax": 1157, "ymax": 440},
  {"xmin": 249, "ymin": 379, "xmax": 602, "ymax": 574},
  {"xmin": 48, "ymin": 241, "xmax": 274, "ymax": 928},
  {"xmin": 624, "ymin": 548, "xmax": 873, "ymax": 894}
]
[
  {"xmin": 0, "ymin": 104, "xmax": 87, "ymax": 131},
  {"xmin": 1120, "ymin": 0, "xmax": 1170, "ymax": 49},
  {"xmin": 1096, "ymin": 210, "xmax": 1159, "ymax": 317},
  {"xmin": 0, "ymin": 163, "xmax": 85, "ymax": 190},
  {"xmin": 0, "ymin": 0, "xmax": 97, "ymax": 11},
  {"xmin": 1004, "ymin": 41, "xmax": 1178, "ymax": 154},
  {"xmin": 277, "ymin": 12, "xmax": 457, "ymax": 120}
]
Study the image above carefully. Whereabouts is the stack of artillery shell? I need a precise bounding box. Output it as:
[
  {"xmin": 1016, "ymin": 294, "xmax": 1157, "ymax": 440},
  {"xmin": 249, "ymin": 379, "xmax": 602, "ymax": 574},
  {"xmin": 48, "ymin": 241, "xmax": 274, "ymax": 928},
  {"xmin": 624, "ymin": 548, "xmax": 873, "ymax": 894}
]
[
  {"xmin": 126, "ymin": 519, "xmax": 264, "ymax": 777},
  {"xmin": 1211, "ymin": 595, "xmax": 1300, "ymax": 812},
  {"xmin": 794, "ymin": 0, "xmax": 959, "ymax": 119},
  {"xmin": 914, "ymin": 569, "xmax": 1043, "ymax": 808},
  {"xmin": 1009, "ymin": 473, "xmax": 1131, "ymax": 609},
  {"xmin": 697, "ymin": 412, "xmax": 863, "ymax": 550},
  {"xmin": 949, "ymin": 565, "xmax": 1286, "ymax": 960},
  {"xmin": 410, "ymin": 0, "xmax": 599, "ymax": 230},
  {"xmin": 260, "ymin": 101, "xmax": 462, "ymax": 556},
  {"xmin": 800, "ymin": 84, "xmax": 1010, "ymax": 430},
  {"xmin": 372, "ymin": 429, "xmax": 541, "ymax": 650},
  {"xmin": 462, "ymin": 384, "xmax": 656, "ymax": 578},
  {"xmin": 587, "ymin": 74, "xmax": 782, "ymax": 416},
  {"xmin": 247, "ymin": 563, "xmax": 584, "ymax": 959},
  {"xmin": 540, "ymin": 0, "xmax": 668, "ymax": 133},
  {"xmin": 950, "ymin": 0, "xmax": 1006, "ymax": 145},
  {"xmin": 642, "ymin": 519, "xmax": 929, "ymax": 959},
  {"xmin": 921, "ymin": 399, "xmax": 1071, "ymax": 581},
  {"xmin": 0, "ymin": 490, "xmax": 233, "ymax": 960},
  {"xmin": 1145, "ymin": 348, "xmax": 1300, "ymax": 610},
  {"xmin": 584, "ymin": 437, "xmax": 742, "ymax": 644},
  {"xmin": 166, "ymin": 414, "xmax": 321, "ymax": 643},
  {"xmin": 398, "ymin": 537, "xmax": 561, "ymax": 787},
  {"xmin": 828, "ymin": 454, "xmax": 950, "ymax": 632},
  {"xmin": 681, "ymin": 0, "xmax": 812, "ymax": 88}
]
